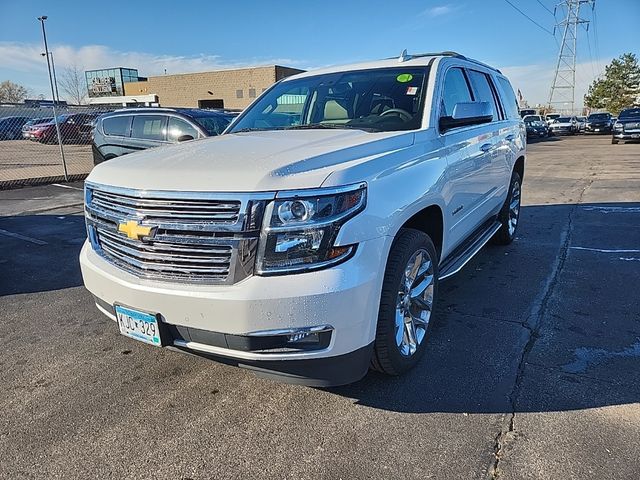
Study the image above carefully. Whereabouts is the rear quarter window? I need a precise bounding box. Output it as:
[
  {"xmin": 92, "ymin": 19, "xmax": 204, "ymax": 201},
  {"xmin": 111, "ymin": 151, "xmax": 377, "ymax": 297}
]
[
  {"xmin": 495, "ymin": 77, "xmax": 520, "ymax": 120},
  {"xmin": 102, "ymin": 116, "xmax": 132, "ymax": 137}
]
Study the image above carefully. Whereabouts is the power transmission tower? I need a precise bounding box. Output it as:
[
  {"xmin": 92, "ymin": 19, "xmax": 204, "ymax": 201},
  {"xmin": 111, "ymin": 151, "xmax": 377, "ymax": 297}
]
[{"xmin": 547, "ymin": 0, "xmax": 594, "ymax": 114}]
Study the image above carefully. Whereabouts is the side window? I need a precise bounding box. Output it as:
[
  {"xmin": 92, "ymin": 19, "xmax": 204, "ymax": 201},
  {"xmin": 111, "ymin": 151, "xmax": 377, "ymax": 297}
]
[
  {"xmin": 102, "ymin": 116, "xmax": 131, "ymax": 137},
  {"xmin": 441, "ymin": 68, "xmax": 473, "ymax": 117},
  {"xmin": 496, "ymin": 77, "xmax": 520, "ymax": 120},
  {"xmin": 131, "ymin": 115, "xmax": 167, "ymax": 141},
  {"xmin": 467, "ymin": 70, "xmax": 499, "ymax": 121},
  {"xmin": 167, "ymin": 117, "xmax": 199, "ymax": 142}
]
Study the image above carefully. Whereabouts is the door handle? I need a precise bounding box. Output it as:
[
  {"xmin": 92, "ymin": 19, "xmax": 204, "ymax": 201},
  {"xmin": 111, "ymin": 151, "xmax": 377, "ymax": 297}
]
[
  {"xmin": 505, "ymin": 134, "xmax": 516, "ymax": 142},
  {"xmin": 480, "ymin": 143, "xmax": 493, "ymax": 152}
]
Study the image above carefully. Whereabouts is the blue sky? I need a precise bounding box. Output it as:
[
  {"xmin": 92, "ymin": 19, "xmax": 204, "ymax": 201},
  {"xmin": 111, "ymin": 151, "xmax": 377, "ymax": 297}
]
[{"xmin": 1, "ymin": 0, "xmax": 638, "ymax": 107}]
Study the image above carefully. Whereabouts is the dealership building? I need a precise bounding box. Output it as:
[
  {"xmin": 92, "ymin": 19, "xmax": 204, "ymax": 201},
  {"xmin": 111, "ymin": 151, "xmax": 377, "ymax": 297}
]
[{"xmin": 86, "ymin": 65, "xmax": 304, "ymax": 109}]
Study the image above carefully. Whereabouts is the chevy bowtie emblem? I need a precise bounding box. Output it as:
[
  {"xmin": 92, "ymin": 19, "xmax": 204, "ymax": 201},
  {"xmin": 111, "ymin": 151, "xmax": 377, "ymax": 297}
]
[{"xmin": 118, "ymin": 220, "xmax": 156, "ymax": 241}]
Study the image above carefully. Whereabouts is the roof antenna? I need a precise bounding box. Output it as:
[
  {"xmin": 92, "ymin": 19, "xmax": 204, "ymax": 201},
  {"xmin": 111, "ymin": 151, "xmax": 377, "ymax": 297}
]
[{"xmin": 398, "ymin": 49, "xmax": 410, "ymax": 63}]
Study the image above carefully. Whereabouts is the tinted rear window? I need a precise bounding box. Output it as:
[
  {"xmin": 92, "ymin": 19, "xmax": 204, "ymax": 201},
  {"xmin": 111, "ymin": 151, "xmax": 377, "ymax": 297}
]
[
  {"xmin": 495, "ymin": 77, "xmax": 519, "ymax": 120},
  {"xmin": 102, "ymin": 116, "xmax": 132, "ymax": 137},
  {"xmin": 467, "ymin": 70, "xmax": 499, "ymax": 121},
  {"xmin": 131, "ymin": 115, "xmax": 166, "ymax": 141}
]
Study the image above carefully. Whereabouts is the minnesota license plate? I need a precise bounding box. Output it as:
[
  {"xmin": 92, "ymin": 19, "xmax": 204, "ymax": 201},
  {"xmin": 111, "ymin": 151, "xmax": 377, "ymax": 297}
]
[{"xmin": 115, "ymin": 305, "xmax": 162, "ymax": 346}]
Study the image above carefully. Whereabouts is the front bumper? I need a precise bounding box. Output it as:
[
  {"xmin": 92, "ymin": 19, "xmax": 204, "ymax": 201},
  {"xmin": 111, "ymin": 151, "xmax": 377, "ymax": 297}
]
[
  {"xmin": 80, "ymin": 235, "xmax": 387, "ymax": 386},
  {"xmin": 585, "ymin": 125, "xmax": 612, "ymax": 133},
  {"xmin": 613, "ymin": 131, "xmax": 640, "ymax": 140}
]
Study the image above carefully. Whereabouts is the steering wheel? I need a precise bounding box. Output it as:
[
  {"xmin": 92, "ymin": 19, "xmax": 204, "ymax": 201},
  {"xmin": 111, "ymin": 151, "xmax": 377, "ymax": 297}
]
[{"xmin": 380, "ymin": 108, "xmax": 413, "ymax": 122}]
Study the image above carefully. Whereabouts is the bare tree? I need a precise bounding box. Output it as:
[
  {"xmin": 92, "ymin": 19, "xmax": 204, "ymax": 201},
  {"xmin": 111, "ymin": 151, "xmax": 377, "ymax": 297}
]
[
  {"xmin": 0, "ymin": 80, "xmax": 29, "ymax": 103},
  {"xmin": 59, "ymin": 65, "xmax": 87, "ymax": 105}
]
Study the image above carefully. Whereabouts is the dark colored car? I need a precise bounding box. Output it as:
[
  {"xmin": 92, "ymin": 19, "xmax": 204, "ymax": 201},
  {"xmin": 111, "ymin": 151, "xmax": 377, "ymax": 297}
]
[
  {"xmin": 519, "ymin": 108, "xmax": 537, "ymax": 118},
  {"xmin": 523, "ymin": 115, "xmax": 550, "ymax": 139},
  {"xmin": 22, "ymin": 117, "xmax": 53, "ymax": 139},
  {"xmin": 91, "ymin": 108, "xmax": 237, "ymax": 165},
  {"xmin": 612, "ymin": 108, "xmax": 640, "ymax": 144},
  {"xmin": 585, "ymin": 112, "xmax": 612, "ymax": 134},
  {"xmin": 31, "ymin": 113, "xmax": 103, "ymax": 144},
  {"xmin": 0, "ymin": 116, "xmax": 30, "ymax": 140}
]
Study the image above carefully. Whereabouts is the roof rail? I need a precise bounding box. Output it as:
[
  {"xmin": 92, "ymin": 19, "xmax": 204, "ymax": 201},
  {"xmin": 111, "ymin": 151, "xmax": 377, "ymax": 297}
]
[{"xmin": 393, "ymin": 50, "xmax": 502, "ymax": 74}]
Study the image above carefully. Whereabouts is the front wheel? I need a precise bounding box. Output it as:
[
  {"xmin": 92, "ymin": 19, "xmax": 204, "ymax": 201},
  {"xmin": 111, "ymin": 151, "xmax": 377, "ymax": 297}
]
[
  {"xmin": 371, "ymin": 229, "xmax": 439, "ymax": 376},
  {"xmin": 492, "ymin": 171, "xmax": 522, "ymax": 245}
]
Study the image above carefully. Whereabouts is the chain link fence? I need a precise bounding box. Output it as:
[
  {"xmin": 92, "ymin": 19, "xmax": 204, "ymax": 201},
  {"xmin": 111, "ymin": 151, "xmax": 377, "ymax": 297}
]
[{"xmin": 0, "ymin": 103, "xmax": 112, "ymax": 189}]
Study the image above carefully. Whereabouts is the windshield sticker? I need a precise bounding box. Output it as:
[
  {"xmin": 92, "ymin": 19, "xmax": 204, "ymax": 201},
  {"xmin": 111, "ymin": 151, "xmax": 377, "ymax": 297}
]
[
  {"xmin": 396, "ymin": 73, "xmax": 413, "ymax": 83},
  {"xmin": 406, "ymin": 86, "xmax": 418, "ymax": 95}
]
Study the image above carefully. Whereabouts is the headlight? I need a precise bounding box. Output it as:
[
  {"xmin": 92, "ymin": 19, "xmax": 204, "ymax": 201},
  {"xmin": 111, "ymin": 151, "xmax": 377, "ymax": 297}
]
[
  {"xmin": 614, "ymin": 122, "xmax": 623, "ymax": 130},
  {"xmin": 256, "ymin": 183, "xmax": 366, "ymax": 274}
]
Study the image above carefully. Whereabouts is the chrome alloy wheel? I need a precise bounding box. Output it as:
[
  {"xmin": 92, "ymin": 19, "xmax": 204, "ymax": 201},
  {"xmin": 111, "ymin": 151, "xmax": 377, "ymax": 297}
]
[
  {"xmin": 395, "ymin": 249, "xmax": 435, "ymax": 356},
  {"xmin": 508, "ymin": 179, "xmax": 521, "ymax": 237}
]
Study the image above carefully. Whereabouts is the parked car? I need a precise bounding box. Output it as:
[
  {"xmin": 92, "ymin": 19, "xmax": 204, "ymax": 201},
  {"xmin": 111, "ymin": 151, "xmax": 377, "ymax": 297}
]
[
  {"xmin": 549, "ymin": 116, "xmax": 578, "ymax": 135},
  {"xmin": 91, "ymin": 108, "xmax": 237, "ymax": 165},
  {"xmin": 523, "ymin": 115, "xmax": 550, "ymax": 138},
  {"xmin": 80, "ymin": 51, "xmax": 526, "ymax": 386},
  {"xmin": 0, "ymin": 116, "xmax": 30, "ymax": 140},
  {"xmin": 21, "ymin": 117, "xmax": 53, "ymax": 139},
  {"xmin": 576, "ymin": 116, "xmax": 587, "ymax": 132},
  {"xmin": 30, "ymin": 113, "xmax": 102, "ymax": 144},
  {"xmin": 585, "ymin": 112, "xmax": 612, "ymax": 134},
  {"xmin": 612, "ymin": 107, "xmax": 640, "ymax": 144},
  {"xmin": 545, "ymin": 113, "xmax": 561, "ymax": 125},
  {"xmin": 519, "ymin": 108, "xmax": 537, "ymax": 118}
]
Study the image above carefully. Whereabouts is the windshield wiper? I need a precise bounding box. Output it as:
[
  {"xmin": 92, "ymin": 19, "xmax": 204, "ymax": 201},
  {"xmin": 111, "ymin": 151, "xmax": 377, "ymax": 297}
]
[{"xmin": 286, "ymin": 123, "xmax": 376, "ymax": 132}]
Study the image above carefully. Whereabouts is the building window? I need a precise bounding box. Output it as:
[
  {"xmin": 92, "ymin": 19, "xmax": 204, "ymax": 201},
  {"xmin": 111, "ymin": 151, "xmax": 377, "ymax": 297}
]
[
  {"xmin": 249, "ymin": 88, "xmax": 256, "ymax": 98},
  {"xmin": 236, "ymin": 89, "xmax": 244, "ymax": 99}
]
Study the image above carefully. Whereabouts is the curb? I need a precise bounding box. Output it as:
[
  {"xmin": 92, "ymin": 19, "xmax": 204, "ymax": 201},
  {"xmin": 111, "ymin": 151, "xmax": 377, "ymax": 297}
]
[{"xmin": 0, "ymin": 173, "xmax": 89, "ymax": 191}]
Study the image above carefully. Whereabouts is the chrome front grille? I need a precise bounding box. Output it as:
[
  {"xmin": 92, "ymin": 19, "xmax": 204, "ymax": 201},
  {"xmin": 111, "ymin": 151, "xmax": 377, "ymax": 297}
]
[{"xmin": 85, "ymin": 182, "xmax": 272, "ymax": 284}]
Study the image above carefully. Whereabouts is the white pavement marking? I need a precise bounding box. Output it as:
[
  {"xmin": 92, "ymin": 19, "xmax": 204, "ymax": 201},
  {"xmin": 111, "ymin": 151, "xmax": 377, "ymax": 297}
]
[
  {"xmin": 570, "ymin": 246, "xmax": 640, "ymax": 254},
  {"xmin": 52, "ymin": 183, "xmax": 84, "ymax": 191},
  {"xmin": 581, "ymin": 206, "xmax": 640, "ymax": 213},
  {"xmin": 0, "ymin": 228, "xmax": 48, "ymax": 245},
  {"xmin": 619, "ymin": 257, "xmax": 640, "ymax": 262}
]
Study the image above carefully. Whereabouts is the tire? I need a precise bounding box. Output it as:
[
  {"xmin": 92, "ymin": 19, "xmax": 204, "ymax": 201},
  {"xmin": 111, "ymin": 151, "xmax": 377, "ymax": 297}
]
[
  {"xmin": 371, "ymin": 228, "xmax": 439, "ymax": 376},
  {"xmin": 492, "ymin": 171, "xmax": 522, "ymax": 245},
  {"xmin": 612, "ymin": 138, "xmax": 618, "ymax": 144}
]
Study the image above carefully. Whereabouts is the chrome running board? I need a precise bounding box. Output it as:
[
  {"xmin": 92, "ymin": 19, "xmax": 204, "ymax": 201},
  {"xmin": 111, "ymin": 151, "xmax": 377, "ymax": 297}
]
[{"xmin": 438, "ymin": 220, "xmax": 502, "ymax": 280}]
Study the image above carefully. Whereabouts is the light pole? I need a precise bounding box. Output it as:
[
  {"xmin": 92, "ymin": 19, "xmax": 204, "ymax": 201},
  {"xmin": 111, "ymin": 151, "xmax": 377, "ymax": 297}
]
[
  {"xmin": 41, "ymin": 52, "xmax": 60, "ymax": 103},
  {"xmin": 38, "ymin": 15, "xmax": 68, "ymax": 181}
]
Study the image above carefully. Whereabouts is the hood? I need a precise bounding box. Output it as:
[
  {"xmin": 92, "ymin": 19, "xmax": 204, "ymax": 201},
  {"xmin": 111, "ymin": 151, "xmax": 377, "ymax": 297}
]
[
  {"xmin": 88, "ymin": 129, "xmax": 415, "ymax": 192},
  {"xmin": 552, "ymin": 121, "xmax": 573, "ymax": 126}
]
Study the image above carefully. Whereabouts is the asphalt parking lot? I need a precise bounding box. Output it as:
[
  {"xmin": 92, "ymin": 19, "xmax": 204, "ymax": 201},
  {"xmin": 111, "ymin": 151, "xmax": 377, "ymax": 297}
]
[{"xmin": 0, "ymin": 135, "xmax": 639, "ymax": 479}]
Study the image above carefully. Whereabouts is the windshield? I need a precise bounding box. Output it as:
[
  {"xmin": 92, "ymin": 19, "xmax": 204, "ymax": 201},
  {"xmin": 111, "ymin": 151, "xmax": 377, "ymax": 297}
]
[
  {"xmin": 524, "ymin": 115, "xmax": 542, "ymax": 122},
  {"xmin": 192, "ymin": 114, "xmax": 233, "ymax": 135},
  {"xmin": 229, "ymin": 67, "xmax": 428, "ymax": 133},
  {"xmin": 588, "ymin": 113, "xmax": 610, "ymax": 121},
  {"xmin": 546, "ymin": 114, "xmax": 560, "ymax": 119},
  {"xmin": 619, "ymin": 108, "xmax": 640, "ymax": 120},
  {"xmin": 556, "ymin": 117, "xmax": 571, "ymax": 122}
]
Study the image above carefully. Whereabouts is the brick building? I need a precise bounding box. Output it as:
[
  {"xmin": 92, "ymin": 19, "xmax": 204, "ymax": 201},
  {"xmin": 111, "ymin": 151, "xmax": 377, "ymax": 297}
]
[{"xmin": 86, "ymin": 65, "xmax": 303, "ymax": 109}]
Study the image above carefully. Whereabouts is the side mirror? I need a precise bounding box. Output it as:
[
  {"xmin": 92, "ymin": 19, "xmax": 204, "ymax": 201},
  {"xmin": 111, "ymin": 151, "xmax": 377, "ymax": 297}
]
[
  {"xmin": 177, "ymin": 134, "xmax": 194, "ymax": 142},
  {"xmin": 439, "ymin": 101, "xmax": 493, "ymax": 132}
]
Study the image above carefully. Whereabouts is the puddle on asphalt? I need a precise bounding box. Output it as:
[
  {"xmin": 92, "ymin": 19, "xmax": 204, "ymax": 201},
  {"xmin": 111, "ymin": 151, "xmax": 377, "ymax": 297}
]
[{"xmin": 562, "ymin": 339, "xmax": 640, "ymax": 374}]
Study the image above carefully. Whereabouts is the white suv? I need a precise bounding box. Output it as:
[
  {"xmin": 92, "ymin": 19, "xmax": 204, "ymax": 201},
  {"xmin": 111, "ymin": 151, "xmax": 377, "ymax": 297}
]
[{"xmin": 80, "ymin": 51, "xmax": 526, "ymax": 386}]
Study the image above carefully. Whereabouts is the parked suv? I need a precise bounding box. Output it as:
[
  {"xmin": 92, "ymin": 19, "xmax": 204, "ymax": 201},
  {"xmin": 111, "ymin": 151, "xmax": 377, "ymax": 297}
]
[
  {"xmin": 91, "ymin": 108, "xmax": 236, "ymax": 165},
  {"xmin": 612, "ymin": 107, "xmax": 640, "ymax": 144},
  {"xmin": 80, "ymin": 52, "xmax": 526, "ymax": 386},
  {"xmin": 0, "ymin": 116, "xmax": 30, "ymax": 140},
  {"xmin": 585, "ymin": 112, "xmax": 612, "ymax": 134},
  {"xmin": 31, "ymin": 112, "xmax": 102, "ymax": 144}
]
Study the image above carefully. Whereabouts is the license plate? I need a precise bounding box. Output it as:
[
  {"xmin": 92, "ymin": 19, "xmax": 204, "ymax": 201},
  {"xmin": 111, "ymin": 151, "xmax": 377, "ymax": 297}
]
[
  {"xmin": 115, "ymin": 305, "xmax": 162, "ymax": 346},
  {"xmin": 595, "ymin": 129, "xmax": 600, "ymax": 132}
]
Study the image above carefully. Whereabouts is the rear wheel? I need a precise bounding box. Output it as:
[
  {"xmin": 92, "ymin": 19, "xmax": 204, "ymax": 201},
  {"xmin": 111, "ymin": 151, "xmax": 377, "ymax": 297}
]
[
  {"xmin": 492, "ymin": 171, "xmax": 522, "ymax": 245},
  {"xmin": 371, "ymin": 229, "xmax": 439, "ymax": 376}
]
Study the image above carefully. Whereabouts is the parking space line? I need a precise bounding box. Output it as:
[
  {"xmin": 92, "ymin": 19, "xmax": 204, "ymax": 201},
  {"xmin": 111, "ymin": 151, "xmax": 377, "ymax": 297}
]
[
  {"xmin": 0, "ymin": 228, "xmax": 48, "ymax": 245},
  {"xmin": 570, "ymin": 246, "xmax": 640, "ymax": 253},
  {"xmin": 52, "ymin": 183, "xmax": 84, "ymax": 191}
]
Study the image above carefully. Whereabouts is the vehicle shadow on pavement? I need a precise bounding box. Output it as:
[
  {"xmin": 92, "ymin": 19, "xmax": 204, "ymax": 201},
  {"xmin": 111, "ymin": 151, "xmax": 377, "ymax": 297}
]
[
  {"xmin": 0, "ymin": 214, "xmax": 86, "ymax": 296},
  {"xmin": 329, "ymin": 202, "xmax": 640, "ymax": 415}
]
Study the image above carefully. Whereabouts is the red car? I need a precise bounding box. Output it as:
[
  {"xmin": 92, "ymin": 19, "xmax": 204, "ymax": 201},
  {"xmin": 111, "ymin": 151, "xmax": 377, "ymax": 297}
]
[{"xmin": 31, "ymin": 113, "xmax": 101, "ymax": 144}]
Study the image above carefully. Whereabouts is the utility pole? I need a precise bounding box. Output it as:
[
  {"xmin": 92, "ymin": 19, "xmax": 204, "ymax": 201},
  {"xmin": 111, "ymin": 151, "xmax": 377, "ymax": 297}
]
[
  {"xmin": 547, "ymin": 0, "xmax": 594, "ymax": 114},
  {"xmin": 38, "ymin": 15, "xmax": 68, "ymax": 181}
]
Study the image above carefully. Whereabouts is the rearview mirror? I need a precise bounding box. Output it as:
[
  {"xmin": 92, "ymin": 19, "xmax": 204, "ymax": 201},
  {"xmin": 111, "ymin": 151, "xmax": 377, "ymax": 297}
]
[
  {"xmin": 439, "ymin": 101, "xmax": 493, "ymax": 132},
  {"xmin": 177, "ymin": 134, "xmax": 194, "ymax": 142}
]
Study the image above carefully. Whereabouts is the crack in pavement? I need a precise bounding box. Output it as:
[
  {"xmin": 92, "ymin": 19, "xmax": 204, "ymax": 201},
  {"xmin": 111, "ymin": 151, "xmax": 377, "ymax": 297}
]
[{"xmin": 488, "ymin": 177, "xmax": 595, "ymax": 480}]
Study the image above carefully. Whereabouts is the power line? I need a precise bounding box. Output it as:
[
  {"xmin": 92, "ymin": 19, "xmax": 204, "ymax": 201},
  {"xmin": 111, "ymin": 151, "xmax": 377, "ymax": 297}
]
[
  {"xmin": 535, "ymin": 0, "xmax": 555, "ymax": 15},
  {"xmin": 503, "ymin": 0, "xmax": 555, "ymax": 35}
]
